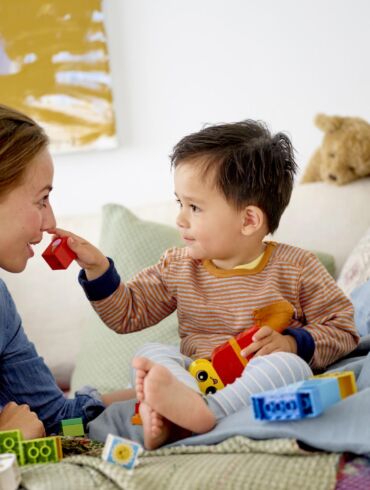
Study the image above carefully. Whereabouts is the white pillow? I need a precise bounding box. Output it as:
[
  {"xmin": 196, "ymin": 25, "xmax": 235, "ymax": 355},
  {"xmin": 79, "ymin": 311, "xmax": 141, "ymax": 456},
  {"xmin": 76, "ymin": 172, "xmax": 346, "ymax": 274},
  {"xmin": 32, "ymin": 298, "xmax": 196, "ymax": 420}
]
[{"xmin": 337, "ymin": 227, "xmax": 370, "ymax": 297}]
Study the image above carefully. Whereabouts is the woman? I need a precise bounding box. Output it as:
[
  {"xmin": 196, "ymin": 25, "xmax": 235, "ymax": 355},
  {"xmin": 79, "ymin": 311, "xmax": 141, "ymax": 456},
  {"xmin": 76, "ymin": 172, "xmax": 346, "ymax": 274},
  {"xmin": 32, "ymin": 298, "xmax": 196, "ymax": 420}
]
[{"xmin": 0, "ymin": 104, "xmax": 106, "ymax": 438}]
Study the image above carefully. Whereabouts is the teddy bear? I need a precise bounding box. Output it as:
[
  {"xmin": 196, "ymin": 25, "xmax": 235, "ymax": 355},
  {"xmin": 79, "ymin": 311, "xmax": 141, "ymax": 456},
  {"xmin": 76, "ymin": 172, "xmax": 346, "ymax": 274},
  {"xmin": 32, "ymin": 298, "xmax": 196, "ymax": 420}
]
[{"xmin": 301, "ymin": 113, "xmax": 370, "ymax": 185}]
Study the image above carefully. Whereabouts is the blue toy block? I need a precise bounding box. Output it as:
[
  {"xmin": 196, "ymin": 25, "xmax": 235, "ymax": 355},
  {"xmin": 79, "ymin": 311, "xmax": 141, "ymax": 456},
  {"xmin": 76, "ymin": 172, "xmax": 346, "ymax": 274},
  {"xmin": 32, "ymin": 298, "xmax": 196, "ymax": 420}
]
[{"xmin": 252, "ymin": 378, "xmax": 341, "ymax": 421}]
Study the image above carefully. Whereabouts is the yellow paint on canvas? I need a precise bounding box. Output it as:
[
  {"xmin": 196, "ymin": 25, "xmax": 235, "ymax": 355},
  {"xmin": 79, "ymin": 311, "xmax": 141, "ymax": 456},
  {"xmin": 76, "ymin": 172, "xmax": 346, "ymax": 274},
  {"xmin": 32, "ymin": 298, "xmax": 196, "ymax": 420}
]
[{"xmin": 0, "ymin": 0, "xmax": 116, "ymax": 152}]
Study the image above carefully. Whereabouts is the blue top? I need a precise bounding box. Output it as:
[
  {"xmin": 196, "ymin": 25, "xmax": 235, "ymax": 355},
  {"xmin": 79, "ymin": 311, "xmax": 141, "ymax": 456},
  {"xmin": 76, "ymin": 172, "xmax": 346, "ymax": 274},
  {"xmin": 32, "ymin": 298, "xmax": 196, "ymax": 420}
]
[{"xmin": 0, "ymin": 279, "xmax": 105, "ymax": 434}]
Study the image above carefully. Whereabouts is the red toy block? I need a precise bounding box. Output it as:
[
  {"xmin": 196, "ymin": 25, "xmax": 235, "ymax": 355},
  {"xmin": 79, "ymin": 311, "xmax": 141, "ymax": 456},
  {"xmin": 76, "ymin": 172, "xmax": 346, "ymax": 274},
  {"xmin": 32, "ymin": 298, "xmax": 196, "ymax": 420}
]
[
  {"xmin": 42, "ymin": 237, "xmax": 77, "ymax": 270},
  {"xmin": 211, "ymin": 326, "xmax": 259, "ymax": 385}
]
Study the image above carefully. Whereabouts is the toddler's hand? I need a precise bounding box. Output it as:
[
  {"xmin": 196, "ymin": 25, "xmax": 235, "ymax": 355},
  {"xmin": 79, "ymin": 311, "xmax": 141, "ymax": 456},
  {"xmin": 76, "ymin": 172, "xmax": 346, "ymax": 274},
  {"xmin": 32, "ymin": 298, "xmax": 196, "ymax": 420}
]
[
  {"xmin": 50, "ymin": 228, "xmax": 110, "ymax": 280},
  {"xmin": 241, "ymin": 326, "xmax": 297, "ymax": 358}
]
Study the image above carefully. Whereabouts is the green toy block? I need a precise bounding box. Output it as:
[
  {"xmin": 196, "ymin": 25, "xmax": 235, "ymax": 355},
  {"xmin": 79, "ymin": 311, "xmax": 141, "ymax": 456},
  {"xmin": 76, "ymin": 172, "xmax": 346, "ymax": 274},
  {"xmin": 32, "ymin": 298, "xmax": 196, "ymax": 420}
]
[
  {"xmin": 21, "ymin": 436, "xmax": 62, "ymax": 465},
  {"xmin": 0, "ymin": 430, "xmax": 23, "ymax": 464},
  {"xmin": 61, "ymin": 417, "xmax": 84, "ymax": 437}
]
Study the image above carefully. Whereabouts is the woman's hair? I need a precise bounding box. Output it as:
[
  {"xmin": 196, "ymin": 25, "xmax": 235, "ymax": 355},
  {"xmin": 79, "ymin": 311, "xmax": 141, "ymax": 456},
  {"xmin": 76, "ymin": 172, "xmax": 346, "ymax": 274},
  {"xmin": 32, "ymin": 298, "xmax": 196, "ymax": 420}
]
[
  {"xmin": 0, "ymin": 104, "xmax": 48, "ymax": 197},
  {"xmin": 170, "ymin": 120, "xmax": 297, "ymax": 233}
]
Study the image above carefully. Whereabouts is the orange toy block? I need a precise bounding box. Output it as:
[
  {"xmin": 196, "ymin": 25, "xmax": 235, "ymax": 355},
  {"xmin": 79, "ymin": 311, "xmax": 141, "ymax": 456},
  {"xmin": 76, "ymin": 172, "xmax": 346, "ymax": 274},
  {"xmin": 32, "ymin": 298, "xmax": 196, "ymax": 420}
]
[
  {"xmin": 131, "ymin": 402, "xmax": 142, "ymax": 425},
  {"xmin": 313, "ymin": 371, "xmax": 357, "ymax": 399},
  {"xmin": 42, "ymin": 237, "xmax": 77, "ymax": 270}
]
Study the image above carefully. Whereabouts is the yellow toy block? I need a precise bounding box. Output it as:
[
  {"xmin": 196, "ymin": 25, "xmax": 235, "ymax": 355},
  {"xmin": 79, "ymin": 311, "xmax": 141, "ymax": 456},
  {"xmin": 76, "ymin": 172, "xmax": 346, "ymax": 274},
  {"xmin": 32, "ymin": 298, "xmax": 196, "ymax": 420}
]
[
  {"xmin": 313, "ymin": 371, "xmax": 357, "ymax": 399},
  {"xmin": 188, "ymin": 358, "xmax": 224, "ymax": 395}
]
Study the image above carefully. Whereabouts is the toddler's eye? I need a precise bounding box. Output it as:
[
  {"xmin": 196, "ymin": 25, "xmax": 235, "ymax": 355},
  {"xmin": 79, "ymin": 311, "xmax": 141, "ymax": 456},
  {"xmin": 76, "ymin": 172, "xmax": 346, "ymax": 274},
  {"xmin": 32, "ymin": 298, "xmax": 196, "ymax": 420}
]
[
  {"xmin": 175, "ymin": 199, "xmax": 183, "ymax": 208},
  {"xmin": 190, "ymin": 204, "xmax": 200, "ymax": 213}
]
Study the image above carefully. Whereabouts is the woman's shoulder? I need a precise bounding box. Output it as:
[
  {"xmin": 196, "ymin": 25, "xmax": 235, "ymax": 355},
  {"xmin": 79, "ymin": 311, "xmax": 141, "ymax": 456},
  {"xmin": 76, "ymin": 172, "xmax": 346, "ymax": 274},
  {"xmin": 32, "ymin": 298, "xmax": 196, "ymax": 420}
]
[
  {"xmin": 0, "ymin": 278, "xmax": 10, "ymax": 301},
  {"xmin": 0, "ymin": 278, "xmax": 17, "ymax": 319}
]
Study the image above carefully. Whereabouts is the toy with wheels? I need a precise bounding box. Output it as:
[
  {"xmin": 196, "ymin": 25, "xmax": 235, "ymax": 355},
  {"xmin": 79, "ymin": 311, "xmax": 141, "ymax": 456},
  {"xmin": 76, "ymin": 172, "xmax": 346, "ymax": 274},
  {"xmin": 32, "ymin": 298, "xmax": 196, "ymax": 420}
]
[{"xmin": 189, "ymin": 300, "xmax": 294, "ymax": 394}]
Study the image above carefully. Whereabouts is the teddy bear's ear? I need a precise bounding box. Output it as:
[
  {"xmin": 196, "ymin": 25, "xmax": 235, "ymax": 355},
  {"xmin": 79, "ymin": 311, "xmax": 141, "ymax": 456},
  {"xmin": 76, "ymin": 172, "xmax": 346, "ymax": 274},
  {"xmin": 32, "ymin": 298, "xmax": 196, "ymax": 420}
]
[{"xmin": 315, "ymin": 114, "xmax": 344, "ymax": 133}]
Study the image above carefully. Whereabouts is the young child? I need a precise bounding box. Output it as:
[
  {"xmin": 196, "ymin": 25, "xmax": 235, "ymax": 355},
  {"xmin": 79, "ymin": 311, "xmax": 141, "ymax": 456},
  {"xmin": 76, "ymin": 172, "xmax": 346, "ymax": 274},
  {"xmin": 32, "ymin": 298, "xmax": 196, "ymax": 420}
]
[{"xmin": 60, "ymin": 120, "xmax": 359, "ymax": 449}]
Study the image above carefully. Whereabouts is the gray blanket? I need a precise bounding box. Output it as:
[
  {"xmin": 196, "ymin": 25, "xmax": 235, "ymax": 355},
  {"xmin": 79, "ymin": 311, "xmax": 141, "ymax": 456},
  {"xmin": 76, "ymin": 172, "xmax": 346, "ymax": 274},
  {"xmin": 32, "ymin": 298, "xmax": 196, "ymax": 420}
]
[{"xmin": 88, "ymin": 337, "xmax": 370, "ymax": 455}]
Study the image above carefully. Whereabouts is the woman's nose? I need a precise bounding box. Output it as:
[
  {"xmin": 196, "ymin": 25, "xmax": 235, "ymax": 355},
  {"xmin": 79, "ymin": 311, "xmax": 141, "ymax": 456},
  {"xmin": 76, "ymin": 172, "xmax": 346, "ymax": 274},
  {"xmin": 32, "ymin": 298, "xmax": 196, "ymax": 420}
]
[{"xmin": 42, "ymin": 204, "xmax": 56, "ymax": 231}]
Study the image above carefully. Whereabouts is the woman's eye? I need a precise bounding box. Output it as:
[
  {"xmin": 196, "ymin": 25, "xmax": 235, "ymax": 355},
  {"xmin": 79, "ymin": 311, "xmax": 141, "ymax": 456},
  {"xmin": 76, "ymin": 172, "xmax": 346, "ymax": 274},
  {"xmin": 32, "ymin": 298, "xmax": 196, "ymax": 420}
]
[{"xmin": 39, "ymin": 196, "xmax": 49, "ymax": 208}]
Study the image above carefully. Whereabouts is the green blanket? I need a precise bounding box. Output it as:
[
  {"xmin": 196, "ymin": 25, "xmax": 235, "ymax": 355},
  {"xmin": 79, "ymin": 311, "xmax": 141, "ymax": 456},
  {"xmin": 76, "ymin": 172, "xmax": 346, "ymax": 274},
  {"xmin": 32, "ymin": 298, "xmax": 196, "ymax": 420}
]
[{"xmin": 20, "ymin": 436, "xmax": 339, "ymax": 490}]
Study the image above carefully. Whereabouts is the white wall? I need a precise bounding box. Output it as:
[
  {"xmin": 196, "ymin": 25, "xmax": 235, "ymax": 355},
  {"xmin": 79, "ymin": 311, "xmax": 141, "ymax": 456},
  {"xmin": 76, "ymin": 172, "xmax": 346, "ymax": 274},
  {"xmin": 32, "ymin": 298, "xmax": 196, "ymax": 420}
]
[{"xmin": 51, "ymin": 0, "xmax": 370, "ymax": 216}]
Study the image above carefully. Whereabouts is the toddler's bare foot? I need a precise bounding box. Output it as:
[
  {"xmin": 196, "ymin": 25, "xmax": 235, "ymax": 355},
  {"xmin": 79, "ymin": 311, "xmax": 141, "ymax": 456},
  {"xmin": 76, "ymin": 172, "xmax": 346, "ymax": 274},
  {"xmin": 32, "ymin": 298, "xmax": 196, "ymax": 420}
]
[
  {"xmin": 132, "ymin": 357, "xmax": 216, "ymax": 434},
  {"xmin": 139, "ymin": 401, "xmax": 172, "ymax": 450},
  {"xmin": 133, "ymin": 359, "xmax": 146, "ymax": 402}
]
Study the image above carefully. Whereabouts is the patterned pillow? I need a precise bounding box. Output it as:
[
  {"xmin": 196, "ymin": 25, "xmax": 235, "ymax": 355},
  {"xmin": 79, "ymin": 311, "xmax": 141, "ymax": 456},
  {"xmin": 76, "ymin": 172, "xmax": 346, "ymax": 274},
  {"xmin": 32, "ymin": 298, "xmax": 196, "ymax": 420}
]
[
  {"xmin": 70, "ymin": 204, "xmax": 182, "ymax": 394},
  {"xmin": 337, "ymin": 227, "xmax": 370, "ymax": 297},
  {"xmin": 351, "ymin": 279, "xmax": 370, "ymax": 336}
]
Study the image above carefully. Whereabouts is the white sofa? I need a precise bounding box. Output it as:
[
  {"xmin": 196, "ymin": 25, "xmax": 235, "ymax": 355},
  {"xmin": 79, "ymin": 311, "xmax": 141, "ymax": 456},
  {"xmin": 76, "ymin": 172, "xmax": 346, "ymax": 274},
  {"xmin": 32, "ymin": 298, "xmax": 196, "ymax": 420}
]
[{"xmin": 3, "ymin": 178, "xmax": 370, "ymax": 389}]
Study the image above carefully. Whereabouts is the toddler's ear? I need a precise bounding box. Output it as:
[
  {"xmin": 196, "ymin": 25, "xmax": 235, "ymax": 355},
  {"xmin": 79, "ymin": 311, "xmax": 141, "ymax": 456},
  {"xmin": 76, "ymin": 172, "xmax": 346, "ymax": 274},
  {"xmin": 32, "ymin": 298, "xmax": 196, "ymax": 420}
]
[{"xmin": 241, "ymin": 206, "xmax": 265, "ymax": 235}]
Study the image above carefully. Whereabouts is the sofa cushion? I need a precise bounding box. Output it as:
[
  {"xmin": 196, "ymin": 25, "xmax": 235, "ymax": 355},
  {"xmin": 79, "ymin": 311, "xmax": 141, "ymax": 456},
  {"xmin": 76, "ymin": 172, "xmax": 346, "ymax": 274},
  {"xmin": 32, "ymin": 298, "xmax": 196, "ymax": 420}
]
[
  {"xmin": 70, "ymin": 204, "xmax": 183, "ymax": 393},
  {"xmin": 351, "ymin": 279, "xmax": 370, "ymax": 336},
  {"xmin": 273, "ymin": 178, "xmax": 370, "ymax": 278}
]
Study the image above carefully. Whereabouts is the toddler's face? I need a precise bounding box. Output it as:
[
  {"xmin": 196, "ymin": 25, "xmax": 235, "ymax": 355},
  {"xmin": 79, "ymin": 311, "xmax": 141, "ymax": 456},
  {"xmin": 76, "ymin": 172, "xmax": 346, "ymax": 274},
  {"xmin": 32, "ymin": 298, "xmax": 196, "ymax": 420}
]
[{"xmin": 174, "ymin": 161, "xmax": 248, "ymax": 269}]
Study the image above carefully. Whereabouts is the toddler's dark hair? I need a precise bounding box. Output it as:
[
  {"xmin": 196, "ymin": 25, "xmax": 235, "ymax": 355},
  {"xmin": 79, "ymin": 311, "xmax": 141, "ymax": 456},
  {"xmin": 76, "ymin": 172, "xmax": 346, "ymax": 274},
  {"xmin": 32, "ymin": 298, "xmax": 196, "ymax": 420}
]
[{"xmin": 170, "ymin": 120, "xmax": 297, "ymax": 233}]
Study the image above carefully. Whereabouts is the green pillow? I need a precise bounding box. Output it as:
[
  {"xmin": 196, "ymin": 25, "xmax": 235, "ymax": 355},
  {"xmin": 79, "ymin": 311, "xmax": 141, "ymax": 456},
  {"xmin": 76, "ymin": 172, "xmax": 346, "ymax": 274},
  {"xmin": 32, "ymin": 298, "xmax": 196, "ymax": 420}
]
[
  {"xmin": 312, "ymin": 251, "xmax": 336, "ymax": 278},
  {"xmin": 70, "ymin": 203, "xmax": 336, "ymax": 394},
  {"xmin": 70, "ymin": 204, "xmax": 182, "ymax": 393}
]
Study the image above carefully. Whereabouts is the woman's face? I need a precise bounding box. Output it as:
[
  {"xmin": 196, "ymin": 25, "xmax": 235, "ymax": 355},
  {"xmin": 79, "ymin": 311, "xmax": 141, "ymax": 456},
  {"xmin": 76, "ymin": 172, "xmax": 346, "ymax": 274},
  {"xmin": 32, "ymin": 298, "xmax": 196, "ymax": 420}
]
[{"xmin": 0, "ymin": 148, "xmax": 56, "ymax": 272}]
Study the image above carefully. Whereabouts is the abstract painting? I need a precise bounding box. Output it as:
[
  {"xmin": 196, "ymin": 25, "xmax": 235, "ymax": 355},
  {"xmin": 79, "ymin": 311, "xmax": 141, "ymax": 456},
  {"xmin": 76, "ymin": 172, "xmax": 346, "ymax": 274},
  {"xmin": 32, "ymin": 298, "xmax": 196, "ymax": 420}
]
[{"xmin": 0, "ymin": 0, "xmax": 117, "ymax": 153}]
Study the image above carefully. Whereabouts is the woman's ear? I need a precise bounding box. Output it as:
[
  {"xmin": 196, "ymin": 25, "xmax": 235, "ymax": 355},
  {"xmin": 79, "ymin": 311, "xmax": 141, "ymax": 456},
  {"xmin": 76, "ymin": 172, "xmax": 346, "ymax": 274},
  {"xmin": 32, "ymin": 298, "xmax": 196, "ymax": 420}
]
[{"xmin": 241, "ymin": 206, "xmax": 266, "ymax": 236}]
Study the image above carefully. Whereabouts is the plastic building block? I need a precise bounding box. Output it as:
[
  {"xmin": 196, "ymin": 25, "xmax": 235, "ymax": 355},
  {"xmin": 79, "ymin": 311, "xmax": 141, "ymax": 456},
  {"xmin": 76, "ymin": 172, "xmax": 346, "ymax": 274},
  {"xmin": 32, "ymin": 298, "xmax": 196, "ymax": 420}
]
[
  {"xmin": 0, "ymin": 454, "xmax": 20, "ymax": 490},
  {"xmin": 0, "ymin": 431, "xmax": 62, "ymax": 466},
  {"xmin": 189, "ymin": 300, "xmax": 295, "ymax": 393},
  {"xmin": 42, "ymin": 236, "xmax": 77, "ymax": 270},
  {"xmin": 0, "ymin": 431, "xmax": 23, "ymax": 466},
  {"xmin": 252, "ymin": 378, "xmax": 341, "ymax": 421},
  {"xmin": 212, "ymin": 326, "xmax": 259, "ymax": 386},
  {"xmin": 131, "ymin": 402, "xmax": 142, "ymax": 425},
  {"xmin": 188, "ymin": 359, "xmax": 225, "ymax": 395},
  {"xmin": 102, "ymin": 434, "xmax": 142, "ymax": 470},
  {"xmin": 61, "ymin": 417, "xmax": 84, "ymax": 437},
  {"xmin": 313, "ymin": 371, "xmax": 357, "ymax": 399},
  {"xmin": 21, "ymin": 436, "xmax": 62, "ymax": 465}
]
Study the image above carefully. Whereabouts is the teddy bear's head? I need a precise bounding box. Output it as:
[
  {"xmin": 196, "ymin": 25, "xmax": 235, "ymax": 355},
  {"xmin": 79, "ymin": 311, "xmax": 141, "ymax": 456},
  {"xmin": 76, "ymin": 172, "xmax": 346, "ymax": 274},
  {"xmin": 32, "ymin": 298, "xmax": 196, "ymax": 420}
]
[{"xmin": 301, "ymin": 114, "xmax": 370, "ymax": 185}]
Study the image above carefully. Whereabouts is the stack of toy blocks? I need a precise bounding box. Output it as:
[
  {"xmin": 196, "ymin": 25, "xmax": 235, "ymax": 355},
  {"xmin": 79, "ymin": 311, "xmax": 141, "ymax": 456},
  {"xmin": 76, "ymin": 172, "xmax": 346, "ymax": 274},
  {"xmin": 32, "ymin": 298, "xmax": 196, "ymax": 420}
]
[
  {"xmin": 61, "ymin": 417, "xmax": 84, "ymax": 437},
  {"xmin": 252, "ymin": 378, "xmax": 341, "ymax": 421},
  {"xmin": 0, "ymin": 430, "xmax": 62, "ymax": 466},
  {"xmin": 252, "ymin": 370, "xmax": 357, "ymax": 421},
  {"xmin": 190, "ymin": 300, "xmax": 295, "ymax": 394}
]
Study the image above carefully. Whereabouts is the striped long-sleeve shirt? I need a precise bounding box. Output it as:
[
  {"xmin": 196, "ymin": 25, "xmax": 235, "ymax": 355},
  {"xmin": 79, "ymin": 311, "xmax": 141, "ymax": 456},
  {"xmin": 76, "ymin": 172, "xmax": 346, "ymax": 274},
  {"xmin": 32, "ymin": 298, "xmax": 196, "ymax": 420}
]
[{"xmin": 79, "ymin": 242, "xmax": 359, "ymax": 370}]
